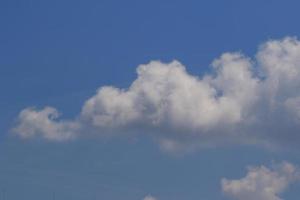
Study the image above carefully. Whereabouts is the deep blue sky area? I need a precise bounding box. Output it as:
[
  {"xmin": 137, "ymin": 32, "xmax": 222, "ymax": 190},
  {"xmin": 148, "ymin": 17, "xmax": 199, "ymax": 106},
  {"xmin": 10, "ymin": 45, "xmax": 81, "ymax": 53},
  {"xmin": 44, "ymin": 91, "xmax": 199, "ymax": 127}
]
[{"xmin": 1, "ymin": 0, "xmax": 300, "ymax": 199}]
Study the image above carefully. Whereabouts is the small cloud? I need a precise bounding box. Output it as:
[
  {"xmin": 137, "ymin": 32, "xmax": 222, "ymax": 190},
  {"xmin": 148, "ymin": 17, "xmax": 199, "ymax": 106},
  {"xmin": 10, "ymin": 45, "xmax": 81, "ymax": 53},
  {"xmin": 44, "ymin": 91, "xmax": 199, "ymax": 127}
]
[
  {"xmin": 12, "ymin": 107, "xmax": 79, "ymax": 141},
  {"xmin": 143, "ymin": 195, "xmax": 157, "ymax": 200},
  {"xmin": 221, "ymin": 161, "xmax": 300, "ymax": 200}
]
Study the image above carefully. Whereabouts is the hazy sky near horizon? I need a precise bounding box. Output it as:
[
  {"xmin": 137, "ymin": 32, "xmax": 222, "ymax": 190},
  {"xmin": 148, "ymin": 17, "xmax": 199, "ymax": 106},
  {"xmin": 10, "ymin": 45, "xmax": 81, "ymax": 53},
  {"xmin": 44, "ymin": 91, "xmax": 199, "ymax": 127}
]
[{"xmin": 2, "ymin": 0, "xmax": 300, "ymax": 199}]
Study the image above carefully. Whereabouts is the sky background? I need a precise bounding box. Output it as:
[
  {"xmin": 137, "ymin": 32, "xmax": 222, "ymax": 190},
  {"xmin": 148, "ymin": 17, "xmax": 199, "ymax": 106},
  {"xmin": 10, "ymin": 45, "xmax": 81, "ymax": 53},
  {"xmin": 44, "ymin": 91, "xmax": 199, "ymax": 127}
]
[{"xmin": 2, "ymin": 0, "xmax": 300, "ymax": 199}]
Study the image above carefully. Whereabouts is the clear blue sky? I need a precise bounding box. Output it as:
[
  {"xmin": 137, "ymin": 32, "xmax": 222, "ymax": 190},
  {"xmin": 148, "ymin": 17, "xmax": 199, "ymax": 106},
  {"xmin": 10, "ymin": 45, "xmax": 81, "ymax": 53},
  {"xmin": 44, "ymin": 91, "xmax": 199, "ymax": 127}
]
[{"xmin": 1, "ymin": 0, "xmax": 300, "ymax": 199}]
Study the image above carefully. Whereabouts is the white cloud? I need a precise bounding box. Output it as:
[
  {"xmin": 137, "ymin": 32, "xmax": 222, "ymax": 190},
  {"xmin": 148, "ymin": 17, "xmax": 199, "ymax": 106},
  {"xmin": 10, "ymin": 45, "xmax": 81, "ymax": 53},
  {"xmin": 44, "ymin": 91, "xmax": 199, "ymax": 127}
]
[
  {"xmin": 12, "ymin": 107, "xmax": 79, "ymax": 141},
  {"xmin": 142, "ymin": 195, "xmax": 157, "ymax": 200},
  {"xmin": 221, "ymin": 162, "xmax": 300, "ymax": 200},
  {"xmin": 81, "ymin": 57, "xmax": 253, "ymax": 132},
  {"xmin": 12, "ymin": 37, "xmax": 300, "ymax": 151}
]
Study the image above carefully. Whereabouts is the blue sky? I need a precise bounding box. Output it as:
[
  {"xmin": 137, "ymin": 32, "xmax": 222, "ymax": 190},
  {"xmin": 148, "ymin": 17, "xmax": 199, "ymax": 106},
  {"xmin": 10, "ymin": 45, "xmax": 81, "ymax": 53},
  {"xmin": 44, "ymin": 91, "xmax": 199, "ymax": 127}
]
[{"xmin": 2, "ymin": 0, "xmax": 300, "ymax": 199}]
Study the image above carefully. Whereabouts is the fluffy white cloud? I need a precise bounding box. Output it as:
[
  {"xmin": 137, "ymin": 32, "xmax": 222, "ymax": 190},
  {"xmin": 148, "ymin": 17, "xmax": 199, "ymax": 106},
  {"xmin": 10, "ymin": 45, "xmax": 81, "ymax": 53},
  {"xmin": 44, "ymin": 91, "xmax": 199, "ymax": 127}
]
[
  {"xmin": 221, "ymin": 162, "xmax": 300, "ymax": 200},
  {"xmin": 12, "ymin": 37, "xmax": 300, "ymax": 151},
  {"xmin": 81, "ymin": 57, "xmax": 253, "ymax": 132}
]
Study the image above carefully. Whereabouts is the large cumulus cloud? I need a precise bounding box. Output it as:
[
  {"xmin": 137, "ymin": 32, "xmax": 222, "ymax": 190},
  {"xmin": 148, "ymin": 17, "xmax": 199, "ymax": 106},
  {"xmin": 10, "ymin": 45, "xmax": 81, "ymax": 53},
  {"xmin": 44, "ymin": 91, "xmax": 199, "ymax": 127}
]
[{"xmin": 12, "ymin": 37, "xmax": 300, "ymax": 151}]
